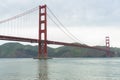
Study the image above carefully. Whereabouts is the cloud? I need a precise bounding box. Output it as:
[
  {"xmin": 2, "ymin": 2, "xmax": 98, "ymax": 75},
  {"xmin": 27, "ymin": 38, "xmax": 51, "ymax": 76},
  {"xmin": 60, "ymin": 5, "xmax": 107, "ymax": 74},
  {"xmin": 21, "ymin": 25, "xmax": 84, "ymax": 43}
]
[
  {"xmin": 1, "ymin": 0, "xmax": 120, "ymax": 27},
  {"xmin": 45, "ymin": 0, "xmax": 120, "ymax": 27},
  {"xmin": 0, "ymin": 0, "xmax": 42, "ymax": 19}
]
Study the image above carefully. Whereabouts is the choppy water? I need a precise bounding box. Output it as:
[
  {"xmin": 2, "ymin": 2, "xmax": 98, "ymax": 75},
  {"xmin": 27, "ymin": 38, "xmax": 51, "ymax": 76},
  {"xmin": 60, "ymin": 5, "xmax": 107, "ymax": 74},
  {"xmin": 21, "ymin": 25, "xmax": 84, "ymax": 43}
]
[{"xmin": 0, "ymin": 58, "xmax": 120, "ymax": 80}]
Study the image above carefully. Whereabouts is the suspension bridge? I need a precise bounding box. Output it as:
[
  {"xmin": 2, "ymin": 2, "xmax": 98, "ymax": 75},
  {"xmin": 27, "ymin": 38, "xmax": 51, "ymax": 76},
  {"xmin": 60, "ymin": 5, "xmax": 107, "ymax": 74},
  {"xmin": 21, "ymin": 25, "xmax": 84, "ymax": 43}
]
[{"xmin": 0, "ymin": 4, "xmax": 113, "ymax": 58}]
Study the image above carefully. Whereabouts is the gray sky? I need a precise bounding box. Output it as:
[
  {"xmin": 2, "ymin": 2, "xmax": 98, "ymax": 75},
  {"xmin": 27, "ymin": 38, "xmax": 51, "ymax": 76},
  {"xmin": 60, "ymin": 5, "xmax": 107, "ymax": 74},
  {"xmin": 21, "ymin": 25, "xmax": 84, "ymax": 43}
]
[{"xmin": 0, "ymin": 0, "xmax": 120, "ymax": 48}]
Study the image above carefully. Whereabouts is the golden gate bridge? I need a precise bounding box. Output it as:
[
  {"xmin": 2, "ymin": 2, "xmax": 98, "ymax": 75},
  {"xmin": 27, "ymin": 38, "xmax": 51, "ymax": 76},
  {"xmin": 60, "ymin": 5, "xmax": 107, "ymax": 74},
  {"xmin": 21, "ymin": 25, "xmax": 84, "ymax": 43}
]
[{"xmin": 0, "ymin": 4, "xmax": 113, "ymax": 58}]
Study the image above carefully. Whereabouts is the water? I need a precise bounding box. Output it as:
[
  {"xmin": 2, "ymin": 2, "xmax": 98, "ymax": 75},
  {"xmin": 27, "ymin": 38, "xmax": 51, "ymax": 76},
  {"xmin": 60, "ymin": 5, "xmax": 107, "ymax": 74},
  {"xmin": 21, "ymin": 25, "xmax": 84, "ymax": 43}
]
[{"xmin": 0, "ymin": 58, "xmax": 120, "ymax": 80}]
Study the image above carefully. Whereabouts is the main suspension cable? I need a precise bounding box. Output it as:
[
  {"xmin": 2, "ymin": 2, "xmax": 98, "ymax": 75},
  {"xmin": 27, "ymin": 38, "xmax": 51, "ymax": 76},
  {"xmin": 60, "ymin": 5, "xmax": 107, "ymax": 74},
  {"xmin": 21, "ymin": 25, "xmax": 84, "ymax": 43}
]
[
  {"xmin": 47, "ymin": 6, "xmax": 83, "ymax": 43},
  {"xmin": 0, "ymin": 6, "xmax": 38, "ymax": 24},
  {"xmin": 48, "ymin": 14, "xmax": 77, "ymax": 41}
]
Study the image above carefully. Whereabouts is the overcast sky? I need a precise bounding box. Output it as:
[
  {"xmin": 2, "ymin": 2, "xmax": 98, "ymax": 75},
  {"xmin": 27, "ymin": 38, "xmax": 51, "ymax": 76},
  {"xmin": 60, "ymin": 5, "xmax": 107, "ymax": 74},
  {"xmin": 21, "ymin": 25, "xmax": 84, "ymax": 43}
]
[{"xmin": 0, "ymin": 0, "xmax": 120, "ymax": 48}]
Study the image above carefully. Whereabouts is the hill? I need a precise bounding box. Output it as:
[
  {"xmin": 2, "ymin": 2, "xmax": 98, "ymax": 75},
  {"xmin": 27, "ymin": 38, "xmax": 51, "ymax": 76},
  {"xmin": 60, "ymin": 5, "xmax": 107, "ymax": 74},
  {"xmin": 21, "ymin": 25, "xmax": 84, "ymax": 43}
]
[{"xmin": 0, "ymin": 42, "xmax": 120, "ymax": 58}]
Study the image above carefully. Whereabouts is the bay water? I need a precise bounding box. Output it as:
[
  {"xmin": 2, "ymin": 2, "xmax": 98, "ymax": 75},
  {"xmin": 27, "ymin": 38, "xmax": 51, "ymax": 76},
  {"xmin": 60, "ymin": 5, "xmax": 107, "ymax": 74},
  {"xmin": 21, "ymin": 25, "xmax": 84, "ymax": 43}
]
[{"xmin": 0, "ymin": 58, "xmax": 120, "ymax": 80}]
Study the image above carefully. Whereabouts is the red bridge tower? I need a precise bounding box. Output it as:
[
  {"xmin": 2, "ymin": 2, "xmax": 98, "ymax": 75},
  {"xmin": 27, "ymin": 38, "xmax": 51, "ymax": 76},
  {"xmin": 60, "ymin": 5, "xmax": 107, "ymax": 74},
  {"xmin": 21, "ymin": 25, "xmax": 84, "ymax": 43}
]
[
  {"xmin": 38, "ymin": 5, "xmax": 47, "ymax": 58},
  {"xmin": 106, "ymin": 36, "xmax": 110, "ymax": 57}
]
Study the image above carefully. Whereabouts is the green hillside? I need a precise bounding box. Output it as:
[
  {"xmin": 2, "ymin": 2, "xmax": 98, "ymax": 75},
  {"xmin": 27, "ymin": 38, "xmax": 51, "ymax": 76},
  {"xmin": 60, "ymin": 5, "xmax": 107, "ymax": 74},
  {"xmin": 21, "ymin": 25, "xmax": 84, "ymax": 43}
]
[{"xmin": 0, "ymin": 42, "xmax": 119, "ymax": 58}]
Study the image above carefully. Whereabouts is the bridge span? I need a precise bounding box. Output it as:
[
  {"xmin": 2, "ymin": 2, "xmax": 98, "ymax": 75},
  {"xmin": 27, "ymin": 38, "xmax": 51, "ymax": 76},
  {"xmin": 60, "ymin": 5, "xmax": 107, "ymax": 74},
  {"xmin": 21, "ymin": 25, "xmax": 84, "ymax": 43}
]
[
  {"xmin": 0, "ymin": 35, "xmax": 114, "ymax": 54},
  {"xmin": 0, "ymin": 4, "xmax": 114, "ymax": 58}
]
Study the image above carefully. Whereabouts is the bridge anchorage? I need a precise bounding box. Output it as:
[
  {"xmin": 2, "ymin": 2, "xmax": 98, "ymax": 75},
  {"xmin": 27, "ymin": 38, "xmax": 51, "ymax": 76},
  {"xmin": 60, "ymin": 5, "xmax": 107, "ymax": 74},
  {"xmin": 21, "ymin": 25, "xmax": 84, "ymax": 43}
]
[{"xmin": 0, "ymin": 4, "xmax": 114, "ymax": 59}]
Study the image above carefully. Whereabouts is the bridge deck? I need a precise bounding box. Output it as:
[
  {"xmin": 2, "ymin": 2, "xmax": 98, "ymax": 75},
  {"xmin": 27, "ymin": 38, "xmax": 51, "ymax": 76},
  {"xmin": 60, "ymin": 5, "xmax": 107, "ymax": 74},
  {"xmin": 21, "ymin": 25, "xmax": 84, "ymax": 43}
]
[{"xmin": 0, "ymin": 35, "xmax": 114, "ymax": 53}]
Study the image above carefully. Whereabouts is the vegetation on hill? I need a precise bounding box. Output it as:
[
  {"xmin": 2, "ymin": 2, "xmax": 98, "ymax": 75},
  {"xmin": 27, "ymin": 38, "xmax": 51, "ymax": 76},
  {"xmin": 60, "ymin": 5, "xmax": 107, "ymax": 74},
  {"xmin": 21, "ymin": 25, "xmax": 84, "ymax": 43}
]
[{"xmin": 0, "ymin": 43, "xmax": 119, "ymax": 58}]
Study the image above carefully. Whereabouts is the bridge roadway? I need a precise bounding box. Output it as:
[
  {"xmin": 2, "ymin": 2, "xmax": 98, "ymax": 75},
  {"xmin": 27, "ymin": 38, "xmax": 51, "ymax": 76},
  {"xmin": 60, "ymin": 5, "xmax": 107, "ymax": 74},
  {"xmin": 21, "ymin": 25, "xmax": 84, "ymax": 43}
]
[{"xmin": 0, "ymin": 35, "xmax": 114, "ymax": 53}]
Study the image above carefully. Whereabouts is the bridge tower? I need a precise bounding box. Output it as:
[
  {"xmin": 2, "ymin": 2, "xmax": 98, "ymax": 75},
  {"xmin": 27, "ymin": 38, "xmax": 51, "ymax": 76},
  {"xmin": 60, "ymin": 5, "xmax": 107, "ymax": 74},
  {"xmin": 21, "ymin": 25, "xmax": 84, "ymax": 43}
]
[
  {"xmin": 106, "ymin": 36, "xmax": 110, "ymax": 57},
  {"xmin": 38, "ymin": 5, "xmax": 47, "ymax": 58}
]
